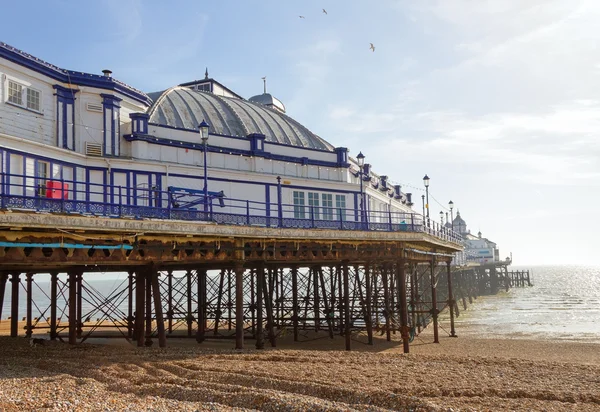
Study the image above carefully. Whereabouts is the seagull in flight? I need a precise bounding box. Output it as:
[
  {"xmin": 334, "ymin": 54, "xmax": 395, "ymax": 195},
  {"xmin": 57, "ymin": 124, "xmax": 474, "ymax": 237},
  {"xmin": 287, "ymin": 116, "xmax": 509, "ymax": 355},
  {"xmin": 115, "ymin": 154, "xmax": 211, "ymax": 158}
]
[
  {"xmin": 370, "ymin": 43, "xmax": 375, "ymax": 52},
  {"xmin": 299, "ymin": 15, "xmax": 305, "ymax": 19},
  {"xmin": 323, "ymin": 8, "xmax": 327, "ymax": 14}
]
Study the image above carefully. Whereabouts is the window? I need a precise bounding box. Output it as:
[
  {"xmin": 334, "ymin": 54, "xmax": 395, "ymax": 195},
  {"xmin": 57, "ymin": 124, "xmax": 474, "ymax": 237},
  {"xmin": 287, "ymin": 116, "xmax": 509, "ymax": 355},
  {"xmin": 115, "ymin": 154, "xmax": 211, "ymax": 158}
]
[
  {"xmin": 308, "ymin": 192, "xmax": 319, "ymax": 219},
  {"xmin": 8, "ymin": 81, "xmax": 23, "ymax": 105},
  {"xmin": 6, "ymin": 79, "xmax": 41, "ymax": 112},
  {"xmin": 322, "ymin": 193, "xmax": 333, "ymax": 220},
  {"xmin": 293, "ymin": 191, "xmax": 305, "ymax": 219},
  {"xmin": 335, "ymin": 194, "xmax": 346, "ymax": 221},
  {"xmin": 196, "ymin": 83, "xmax": 211, "ymax": 92},
  {"xmin": 27, "ymin": 88, "xmax": 40, "ymax": 111},
  {"xmin": 36, "ymin": 161, "xmax": 49, "ymax": 196}
]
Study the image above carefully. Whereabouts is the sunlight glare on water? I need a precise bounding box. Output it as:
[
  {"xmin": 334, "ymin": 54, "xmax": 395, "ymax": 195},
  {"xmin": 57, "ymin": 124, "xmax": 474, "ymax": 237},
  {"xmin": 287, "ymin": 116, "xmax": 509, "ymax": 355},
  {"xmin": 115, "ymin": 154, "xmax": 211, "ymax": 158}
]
[{"xmin": 454, "ymin": 265, "xmax": 600, "ymax": 342}]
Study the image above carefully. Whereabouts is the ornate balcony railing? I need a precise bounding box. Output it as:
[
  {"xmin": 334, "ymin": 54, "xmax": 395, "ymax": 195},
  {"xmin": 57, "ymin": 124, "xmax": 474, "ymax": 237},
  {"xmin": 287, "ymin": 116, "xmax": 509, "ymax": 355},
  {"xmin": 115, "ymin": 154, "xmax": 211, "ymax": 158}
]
[{"xmin": 0, "ymin": 173, "xmax": 462, "ymax": 244}]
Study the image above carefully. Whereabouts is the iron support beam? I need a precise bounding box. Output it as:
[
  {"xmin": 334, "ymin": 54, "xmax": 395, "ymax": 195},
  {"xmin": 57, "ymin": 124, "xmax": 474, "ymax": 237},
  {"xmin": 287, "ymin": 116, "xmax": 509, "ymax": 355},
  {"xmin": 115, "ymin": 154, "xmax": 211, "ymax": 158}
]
[
  {"xmin": 68, "ymin": 270, "xmax": 77, "ymax": 344},
  {"xmin": 291, "ymin": 265, "xmax": 299, "ymax": 342},
  {"xmin": 397, "ymin": 260, "xmax": 410, "ymax": 353},
  {"xmin": 343, "ymin": 261, "xmax": 351, "ymax": 351},
  {"xmin": 25, "ymin": 272, "xmax": 33, "ymax": 338},
  {"xmin": 447, "ymin": 262, "xmax": 457, "ymax": 338},
  {"xmin": 50, "ymin": 272, "xmax": 58, "ymax": 340},
  {"xmin": 431, "ymin": 258, "xmax": 439, "ymax": 344},
  {"xmin": 145, "ymin": 267, "xmax": 153, "ymax": 346},
  {"xmin": 197, "ymin": 269, "xmax": 207, "ymax": 343},
  {"xmin": 151, "ymin": 267, "xmax": 166, "ymax": 348},
  {"xmin": 255, "ymin": 264, "xmax": 264, "ymax": 349},
  {"xmin": 365, "ymin": 264, "xmax": 373, "ymax": 345},
  {"xmin": 235, "ymin": 264, "xmax": 244, "ymax": 350},
  {"xmin": 135, "ymin": 270, "xmax": 145, "ymax": 347}
]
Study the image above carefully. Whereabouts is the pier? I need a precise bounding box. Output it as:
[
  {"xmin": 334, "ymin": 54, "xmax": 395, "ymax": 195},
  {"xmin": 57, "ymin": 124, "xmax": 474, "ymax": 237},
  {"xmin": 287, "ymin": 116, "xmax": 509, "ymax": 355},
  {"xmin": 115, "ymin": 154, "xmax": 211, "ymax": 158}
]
[{"xmin": 0, "ymin": 187, "xmax": 528, "ymax": 352}]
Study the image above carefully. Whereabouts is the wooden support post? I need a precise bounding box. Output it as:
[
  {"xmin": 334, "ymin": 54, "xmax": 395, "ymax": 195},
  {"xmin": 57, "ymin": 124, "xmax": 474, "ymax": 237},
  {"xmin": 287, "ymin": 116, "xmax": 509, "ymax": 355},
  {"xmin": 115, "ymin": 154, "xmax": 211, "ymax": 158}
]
[
  {"xmin": 186, "ymin": 270, "xmax": 193, "ymax": 337},
  {"xmin": 256, "ymin": 265, "xmax": 264, "ymax": 349},
  {"xmin": 135, "ymin": 270, "xmax": 145, "ymax": 347},
  {"xmin": 25, "ymin": 272, "xmax": 33, "ymax": 338},
  {"xmin": 364, "ymin": 264, "xmax": 373, "ymax": 345},
  {"xmin": 145, "ymin": 267, "xmax": 153, "ymax": 347},
  {"xmin": 76, "ymin": 272, "xmax": 83, "ymax": 339},
  {"xmin": 382, "ymin": 265, "xmax": 391, "ymax": 342},
  {"xmin": 235, "ymin": 264, "xmax": 244, "ymax": 350},
  {"xmin": 430, "ymin": 258, "xmax": 439, "ymax": 344},
  {"xmin": 167, "ymin": 270, "xmax": 173, "ymax": 334},
  {"xmin": 397, "ymin": 260, "xmax": 410, "ymax": 353},
  {"xmin": 151, "ymin": 267, "xmax": 166, "ymax": 348},
  {"xmin": 50, "ymin": 272, "xmax": 58, "ymax": 340},
  {"xmin": 291, "ymin": 265, "xmax": 299, "ymax": 342},
  {"xmin": 447, "ymin": 261, "xmax": 457, "ymax": 337},
  {"xmin": 127, "ymin": 271, "xmax": 134, "ymax": 339},
  {"xmin": 197, "ymin": 269, "xmax": 206, "ymax": 343},
  {"xmin": 67, "ymin": 271, "xmax": 77, "ymax": 344},
  {"xmin": 343, "ymin": 262, "xmax": 351, "ymax": 351}
]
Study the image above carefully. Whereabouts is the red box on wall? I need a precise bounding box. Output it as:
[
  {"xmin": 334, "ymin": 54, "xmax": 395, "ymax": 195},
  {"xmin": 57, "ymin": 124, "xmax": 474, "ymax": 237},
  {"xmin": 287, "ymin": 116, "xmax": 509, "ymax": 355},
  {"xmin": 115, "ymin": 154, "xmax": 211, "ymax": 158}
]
[{"xmin": 46, "ymin": 181, "xmax": 69, "ymax": 199}]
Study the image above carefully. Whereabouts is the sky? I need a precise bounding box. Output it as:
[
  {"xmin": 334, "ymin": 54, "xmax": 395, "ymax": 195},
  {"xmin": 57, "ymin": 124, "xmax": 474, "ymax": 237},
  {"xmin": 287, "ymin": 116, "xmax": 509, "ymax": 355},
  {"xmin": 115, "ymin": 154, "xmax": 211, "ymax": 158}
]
[{"xmin": 2, "ymin": 0, "xmax": 599, "ymax": 265}]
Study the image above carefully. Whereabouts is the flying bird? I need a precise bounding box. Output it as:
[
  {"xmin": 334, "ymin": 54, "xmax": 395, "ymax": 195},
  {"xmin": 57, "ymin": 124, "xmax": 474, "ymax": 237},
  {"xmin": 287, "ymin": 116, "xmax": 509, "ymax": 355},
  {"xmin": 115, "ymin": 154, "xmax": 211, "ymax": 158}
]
[
  {"xmin": 299, "ymin": 15, "xmax": 305, "ymax": 19},
  {"xmin": 323, "ymin": 8, "xmax": 327, "ymax": 14},
  {"xmin": 370, "ymin": 43, "xmax": 375, "ymax": 52}
]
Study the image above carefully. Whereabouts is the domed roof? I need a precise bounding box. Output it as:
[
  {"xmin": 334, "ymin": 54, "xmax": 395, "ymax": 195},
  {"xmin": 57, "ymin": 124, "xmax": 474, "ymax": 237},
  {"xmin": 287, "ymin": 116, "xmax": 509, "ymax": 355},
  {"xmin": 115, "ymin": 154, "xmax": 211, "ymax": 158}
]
[
  {"xmin": 249, "ymin": 93, "xmax": 286, "ymax": 113},
  {"xmin": 147, "ymin": 87, "xmax": 334, "ymax": 151}
]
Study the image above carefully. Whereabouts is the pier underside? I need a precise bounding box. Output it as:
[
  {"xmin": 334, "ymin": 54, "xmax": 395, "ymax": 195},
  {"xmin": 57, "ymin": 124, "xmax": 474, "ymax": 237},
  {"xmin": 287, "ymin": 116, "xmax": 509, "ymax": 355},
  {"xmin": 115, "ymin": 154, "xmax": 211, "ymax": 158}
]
[{"xmin": 0, "ymin": 211, "xmax": 525, "ymax": 352}]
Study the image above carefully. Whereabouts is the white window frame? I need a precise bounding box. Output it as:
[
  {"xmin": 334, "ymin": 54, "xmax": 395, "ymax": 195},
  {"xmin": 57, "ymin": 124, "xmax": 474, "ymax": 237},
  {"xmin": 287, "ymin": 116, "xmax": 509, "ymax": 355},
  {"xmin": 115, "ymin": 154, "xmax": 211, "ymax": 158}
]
[
  {"xmin": 308, "ymin": 192, "xmax": 319, "ymax": 220},
  {"xmin": 322, "ymin": 193, "xmax": 333, "ymax": 220},
  {"xmin": 335, "ymin": 194, "xmax": 346, "ymax": 221},
  {"xmin": 4, "ymin": 77, "xmax": 42, "ymax": 113},
  {"xmin": 293, "ymin": 191, "xmax": 305, "ymax": 219}
]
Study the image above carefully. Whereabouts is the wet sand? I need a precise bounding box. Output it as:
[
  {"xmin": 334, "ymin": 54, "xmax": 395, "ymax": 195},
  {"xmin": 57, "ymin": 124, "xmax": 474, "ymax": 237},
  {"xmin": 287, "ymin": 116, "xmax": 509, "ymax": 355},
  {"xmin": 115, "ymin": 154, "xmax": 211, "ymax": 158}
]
[{"xmin": 1, "ymin": 322, "xmax": 599, "ymax": 411}]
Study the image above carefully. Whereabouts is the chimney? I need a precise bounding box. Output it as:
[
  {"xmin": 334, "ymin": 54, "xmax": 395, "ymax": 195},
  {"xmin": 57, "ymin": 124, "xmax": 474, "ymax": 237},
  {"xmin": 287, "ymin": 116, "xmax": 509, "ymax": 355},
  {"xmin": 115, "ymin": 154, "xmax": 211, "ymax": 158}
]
[{"xmin": 102, "ymin": 69, "xmax": 112, "ymax": 78}]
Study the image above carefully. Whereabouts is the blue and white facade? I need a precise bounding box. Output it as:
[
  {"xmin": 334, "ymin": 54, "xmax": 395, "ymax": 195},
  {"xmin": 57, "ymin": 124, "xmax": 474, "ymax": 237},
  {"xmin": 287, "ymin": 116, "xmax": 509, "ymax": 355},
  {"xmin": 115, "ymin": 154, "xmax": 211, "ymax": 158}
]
[{"xmin": 0, "ymin": 42, "xmax": 457, "ymax": 240}]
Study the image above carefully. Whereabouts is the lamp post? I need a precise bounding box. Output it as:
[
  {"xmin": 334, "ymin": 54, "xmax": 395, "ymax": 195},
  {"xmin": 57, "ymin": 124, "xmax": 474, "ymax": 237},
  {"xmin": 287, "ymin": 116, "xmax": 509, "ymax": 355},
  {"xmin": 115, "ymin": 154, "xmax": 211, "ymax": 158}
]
[
  {"xmin": 440, "ymin": 211, "xmax": 444, "ymax": 226},
  {"xmin": 449, "ymin": 200, "xmax": 454, "ymax": 232},
  {"xmin": 423, "ymin": 174, "xmax": 430, "ymax": 227},
  {"xmin": 356, "ymin": 152, "xmax": 365, "ymax": 228},
  {"xmin": 199, "ymin": 120, "xmax": 210, "ymax": 213},
  {"xmin": 421, "ymin": 195, "xmax": 425, "ymax": 218}
]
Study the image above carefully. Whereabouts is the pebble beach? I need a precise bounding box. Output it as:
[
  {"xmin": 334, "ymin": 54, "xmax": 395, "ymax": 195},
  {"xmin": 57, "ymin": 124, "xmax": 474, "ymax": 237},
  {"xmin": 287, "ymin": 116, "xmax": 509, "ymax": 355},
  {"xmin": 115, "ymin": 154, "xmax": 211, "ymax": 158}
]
[{"xmin": 1, "ymin": 328, "xmax": 599, "ymax": 412}]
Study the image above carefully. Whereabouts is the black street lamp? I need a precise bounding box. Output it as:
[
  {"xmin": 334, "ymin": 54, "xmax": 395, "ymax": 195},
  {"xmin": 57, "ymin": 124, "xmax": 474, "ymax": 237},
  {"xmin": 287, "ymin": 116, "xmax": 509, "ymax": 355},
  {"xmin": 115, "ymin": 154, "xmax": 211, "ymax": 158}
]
[
  {"xmin": 439, "ymin": 210, "xmax": 444, "ymax": 226},
  {"xmin": 356, "ymin": 152, "xmax": 366, "ymax": 227},
  {"xmin": 423, "ymin": 174, "xmax": 430, "ymax": 227},
  {"xmin": 199, "ymin": 120, "xmax": 210, "ymax": 213},
  {"xmin": 421, "ymin": 194, "xmax": 425, "ymax": 218},
  {"xmin": 449, "ymin": 200, "xmax": 454, "ymax": 231}
]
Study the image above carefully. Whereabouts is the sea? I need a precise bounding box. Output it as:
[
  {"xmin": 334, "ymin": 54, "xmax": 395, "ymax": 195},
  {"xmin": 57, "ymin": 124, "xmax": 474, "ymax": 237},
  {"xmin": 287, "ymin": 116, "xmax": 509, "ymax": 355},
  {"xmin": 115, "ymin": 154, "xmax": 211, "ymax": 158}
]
[{"xmin": 2, "ymin": 265, "xmax": 600, "ymax": 343}]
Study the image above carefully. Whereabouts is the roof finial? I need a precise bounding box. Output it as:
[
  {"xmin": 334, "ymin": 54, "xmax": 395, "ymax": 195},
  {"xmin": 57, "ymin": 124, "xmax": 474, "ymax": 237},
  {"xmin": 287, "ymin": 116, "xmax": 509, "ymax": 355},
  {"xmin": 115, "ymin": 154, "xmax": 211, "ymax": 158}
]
[
  {"xmin": 261, "ymin": 76, "xmax": 267, "ymax": 94},
  {"xmin": 205, "ymin": 67, "xmax": 209, "ymax": 79}
]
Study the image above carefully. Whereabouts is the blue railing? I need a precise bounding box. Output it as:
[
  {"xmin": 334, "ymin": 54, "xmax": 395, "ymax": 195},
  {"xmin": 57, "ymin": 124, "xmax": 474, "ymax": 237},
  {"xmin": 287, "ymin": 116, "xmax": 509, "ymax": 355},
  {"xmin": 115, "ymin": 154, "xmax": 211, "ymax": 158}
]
[{"xmin": 0, "ymin": 173, "xmax": 462, "ymax": 243}]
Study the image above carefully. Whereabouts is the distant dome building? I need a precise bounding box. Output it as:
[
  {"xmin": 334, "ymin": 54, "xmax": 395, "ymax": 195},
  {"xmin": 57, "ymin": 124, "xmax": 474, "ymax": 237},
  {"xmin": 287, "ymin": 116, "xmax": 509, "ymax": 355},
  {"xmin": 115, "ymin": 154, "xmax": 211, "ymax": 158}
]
[{"xmin": 453, "ymin": 211, "xmax": 467, "ymax": 235}]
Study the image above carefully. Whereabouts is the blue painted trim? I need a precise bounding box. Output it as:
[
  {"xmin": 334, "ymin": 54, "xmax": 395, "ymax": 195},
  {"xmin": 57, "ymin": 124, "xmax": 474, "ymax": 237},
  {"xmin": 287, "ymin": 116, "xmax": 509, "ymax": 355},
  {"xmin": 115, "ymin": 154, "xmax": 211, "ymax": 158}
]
[
  {"xmin": 0, "ymin": 42, "xmax": 151, "ymax": 106},
  {"xmin": 354, "ymin": 193, "xmax": 359, "ymax": 221},
  {"xmin": 0, "ymin": 241, "xmax": 133, "ymax": 250},
  {"xmin": 53, "ymin": 84, "xmax": 79, "ymax": 100},
  {"xmin": 265, "ymin": 184, "xmax": 271, "ymax": 218},
  {"xmin": 125, "ymin": 134, "xmax": 344, "ymax": 168}
]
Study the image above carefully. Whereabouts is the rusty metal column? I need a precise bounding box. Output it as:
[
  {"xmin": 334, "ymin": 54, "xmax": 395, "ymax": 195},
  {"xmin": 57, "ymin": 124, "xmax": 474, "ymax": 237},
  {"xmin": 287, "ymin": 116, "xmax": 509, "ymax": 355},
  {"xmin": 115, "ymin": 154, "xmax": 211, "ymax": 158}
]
[
  {"xmin": 151, "ymin": 267, "xmax": 166, "ymax": 348},
  {"xmin": 67, "ymin": 270, "xmax": 77, "ymax": 344},
  {"xmin": 343, "ymin": 261, "xmax": 351, "ymax": 351},
  {"xmin": 430, "ymin": 258, "xmax": 439, "ymax": 344},
  {"xmin": 25, "ymin": 272, "xmax": 33, "ymax": 339},
  {"xmin": 447, "ymin": 261, "xmax": 457, "ymax": 338},
  {"xmin": 49, "ymin": 272, "xmax": 58, "ymax": 340},
  {"xmin": 382, "ymin": 265, "xmax": 391, "ymax": 342},
  {"xmin": 10, "ymin": 273, "xmax": 20, "ymax": 337},
  {"xmin": 0, "ymin": 273, "xmax": 7, "ymax": 325},
  {"xmin": 76, "ymin": 272, "xmax": 83, "ymax": 339},
  {"xmin": 186, "ymin": 270, "xmax": 193, "ymax": 337},
  {"xmin": 167, "ymin": 270, "xmax": 173, "ymax": 335},
  {"xmin": 291, "ymin": 265, "xmax": 299, "ymax": 342},
  {"xmin": 365, "ymin": 263, "xmax": 373, "ymax": 345},
  {"xmin": 135, "ymin": 270, "xmax": 145, "ymax": 347},
  {"xmin": 145, "ymin": 267, "xmax": 153, "ymax": 346},
  {"xmin": 256, "ymin": 264, "xmax": 264, "ymax": 349},
  {"xmin": 235, "ymin": 264, "xmax": 244, "ymax": 350},
  {"xmin": 127, "ymin": 271, "xmax": 134, "ymax": 339},
  {"xmin": 397, "ymin": 260, "xmax": 410, "ymax": 353},
  {"xmin": 197, "ymin": 269, "xmax": 207, "ymax": 343}
]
